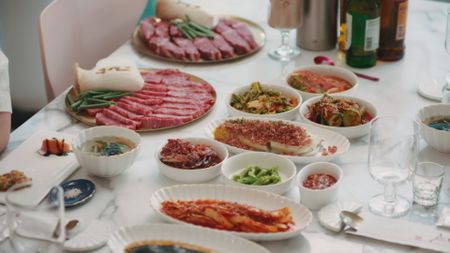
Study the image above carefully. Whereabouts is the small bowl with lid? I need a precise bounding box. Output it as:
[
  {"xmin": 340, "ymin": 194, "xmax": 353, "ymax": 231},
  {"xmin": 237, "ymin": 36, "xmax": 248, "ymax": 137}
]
[{"xmin": 296, "ymin": 162, "xmax": 343, "ymax": 210}]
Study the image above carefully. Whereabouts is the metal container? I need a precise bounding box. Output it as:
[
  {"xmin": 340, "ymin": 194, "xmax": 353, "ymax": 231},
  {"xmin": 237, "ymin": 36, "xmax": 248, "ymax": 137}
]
[{"xmin": 297, "ymin": 0, "xmax": 338, "ymax": 51}]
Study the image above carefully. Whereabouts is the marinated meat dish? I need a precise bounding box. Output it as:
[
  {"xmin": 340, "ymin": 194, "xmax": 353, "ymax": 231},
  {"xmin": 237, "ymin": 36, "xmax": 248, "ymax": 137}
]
[
  {"xmin": 159, "ymin": 139, "xmax": 222, "ymax": 169},
  {"xmin": 80, "ymin": 69, "xmax": 215, "ymax": 130},
  {"xmin": 161, "ymin": 199, "xmax": 294, "ymax": 233},
  {"xmin": 138, "ymin": 18, "xmax": 258, "ymax": 62}
]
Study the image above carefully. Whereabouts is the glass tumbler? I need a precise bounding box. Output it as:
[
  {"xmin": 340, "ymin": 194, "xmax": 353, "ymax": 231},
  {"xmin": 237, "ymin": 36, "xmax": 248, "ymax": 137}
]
[
  {"xmin": 6, "ymin": 183, "xmax": 65, "ymax": 253},
  {"xmin": 413, "ymin": 162, "xmax": 444, "ymax": 207}
]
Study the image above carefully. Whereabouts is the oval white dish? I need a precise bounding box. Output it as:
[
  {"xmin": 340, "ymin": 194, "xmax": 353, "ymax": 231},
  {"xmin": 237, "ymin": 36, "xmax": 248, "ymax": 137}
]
[
  {"xmin": 108, "ymin": 224, "xmax": 270, "ymax": 253},
  {"xmin": 150, "ymin": 184, "xmax": 312, "ymax": 241},
  {"xmin": 205, "ymin": 117, "xmax": 350, "ymax": 164}
]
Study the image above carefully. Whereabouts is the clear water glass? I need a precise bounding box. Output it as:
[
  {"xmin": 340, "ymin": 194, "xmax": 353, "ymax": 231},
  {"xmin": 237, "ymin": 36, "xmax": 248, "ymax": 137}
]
[
  {"xmin": 413, "ymin": 162, "xmax": 444, "ymax": 207},
  {"xmin": 6, "ymin": 183, "xmax": 65, "ymax": 253},
  {"xmin": 268, "ymin": 0, "xmax": 301, "ymax": 61},
  {"xmin": 368, "ymin": 116, "xmax": 418, "ymax": 217}
]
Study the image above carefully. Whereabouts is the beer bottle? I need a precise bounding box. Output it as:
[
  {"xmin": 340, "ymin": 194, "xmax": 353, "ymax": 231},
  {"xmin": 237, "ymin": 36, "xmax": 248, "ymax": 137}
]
[
  {"xmin": 378, "ymin": 0, "xmax": 408, "ymax": 61},
  {"xmin": 338, "ymin": 0, "xmax": 348, "ymax": 51},
  {"xmin": 345, "ymin": 0, "xmax": 380, "ymax": 68}
]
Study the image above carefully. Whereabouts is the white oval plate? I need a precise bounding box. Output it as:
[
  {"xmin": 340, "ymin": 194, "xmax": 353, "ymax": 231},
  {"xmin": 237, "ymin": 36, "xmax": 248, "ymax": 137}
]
[
  {"xmin": 150, "ymin": 184, "xmax": 312, "ymax": 241},
  {"xmin": 108, "ymin": 224, "xmax": 270, "ymax": 253},
  {"xmin": 205, "ymin": 117, "xmax": 350, "ymax": 164}
]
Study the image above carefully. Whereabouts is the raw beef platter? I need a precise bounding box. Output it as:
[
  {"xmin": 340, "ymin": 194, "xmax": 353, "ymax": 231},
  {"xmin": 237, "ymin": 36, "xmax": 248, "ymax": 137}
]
[
  {"xmin": 135, "ymin": 17, "xmax": 263, "ymax": 62},
  {"xmin": 66, "ymin": 68, "xmax": 216, "ymax": 131}
]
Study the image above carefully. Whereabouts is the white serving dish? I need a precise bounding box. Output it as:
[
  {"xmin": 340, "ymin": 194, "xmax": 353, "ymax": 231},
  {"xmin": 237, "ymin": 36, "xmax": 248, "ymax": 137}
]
[
  {"xmin": 285, "ymin": 65, "xmax": 358, "ymax": 100},
  {"xmin": 221, "ymin": 152, "xmax": 296, "ymax": 195},
  {"xmin": 108, "ymin": 224, "xmax": 270, "ymax": 253},
  {"xmin": 226, "ymin": 84, "xmax": 302, "ymax": 120},
  {"xmin": 150, "ymin": 184, "xmax": 312, "ymax": 241},
  {"xmin": 416, "ymin": 104, "xmax": 450, "ymax": 153},
  {"xmin": 155, "ymin": 137, "xmax": 229, "ymax": 183},
  {"xmin": 296, "ymin": 162, "xmax": 343, "ymax": 210},
  {"xmin": 205, "ymin": 117, "xmax": 350, "ymax": 164},
  {"xmin": 0, "ymin": 130, "xmax": 79, "ymax": 206},
  {"xmin": 73, "ymin": 126, "xmax": 141, "ymax": 177},
  {"xmin": 299, "ymin": 95, "xmax": 378, "ymax": 139}
]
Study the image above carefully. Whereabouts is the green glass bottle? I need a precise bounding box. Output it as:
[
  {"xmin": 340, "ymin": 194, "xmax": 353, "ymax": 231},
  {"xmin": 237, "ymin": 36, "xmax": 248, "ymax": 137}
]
[{"xmin": 345, "ymin": 0, "xmax": 380, "ymax": 68}]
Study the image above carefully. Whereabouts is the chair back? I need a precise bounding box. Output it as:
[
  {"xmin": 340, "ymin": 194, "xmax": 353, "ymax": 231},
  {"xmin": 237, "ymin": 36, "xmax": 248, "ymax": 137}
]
[{"xmin": 39, "ymin": 0, "xmax": 147, "ymax": 101}]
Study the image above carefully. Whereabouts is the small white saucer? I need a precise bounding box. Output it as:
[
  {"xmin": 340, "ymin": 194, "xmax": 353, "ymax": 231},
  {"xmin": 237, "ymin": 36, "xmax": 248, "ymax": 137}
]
[
  {"xmin": 417, "ymin": 80, "xmax": 444, "ymax": 102},
  {"xmin": 318, "ymin": 201, "xmax": 362, "ymax": 232},
  {"xmin": 64, "ymin": 219, "xmax": 113, "ymax": 252}
]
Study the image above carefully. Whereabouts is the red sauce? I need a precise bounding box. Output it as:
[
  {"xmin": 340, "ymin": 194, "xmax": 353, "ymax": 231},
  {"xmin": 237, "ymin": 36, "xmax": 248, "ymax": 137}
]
[
  {"xmin": 303, "ymin": 173, "xmax": 337, "ymax": 190},
  {"xmin": 288, "ymin": 70, "xmax": 352, "ymax": 94}
]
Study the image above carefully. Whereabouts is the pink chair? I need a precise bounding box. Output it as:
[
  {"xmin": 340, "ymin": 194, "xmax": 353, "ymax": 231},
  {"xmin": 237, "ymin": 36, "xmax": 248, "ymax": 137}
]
[{"xmin": 39, "ymin": 0, "xmax": 147, "ymax": 101}]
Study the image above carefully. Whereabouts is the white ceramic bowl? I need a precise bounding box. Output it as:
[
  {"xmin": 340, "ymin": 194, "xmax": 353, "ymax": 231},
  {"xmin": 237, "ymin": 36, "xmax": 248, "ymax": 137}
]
[
  {"xmin": 226, "ymin": 84, "xmax": 302, "ymax": 120},
  {"xmin": 296, "ymin": 162, "xmax": 343, "ymax": 210},
  {"xmin": 299, "ymin": 95, "xmax": 378, "ymax": 139},
  {"xmin": 416, "ymin": 104, "xmax": 450, "ymax": 153},
  {"xmin": 221, "ymin": 152, "xmax": 297, "ymax": 195},
  {"xmin": 286, "ymin": 65, "xmax": 358, "ymax": 100},
  {"xmin": 155, "ymin": 137, "xmax": 229, "ymax": 183},
  {"xmin": 73, "ymin": 126, "xmax": 141, "ymax": 177}
]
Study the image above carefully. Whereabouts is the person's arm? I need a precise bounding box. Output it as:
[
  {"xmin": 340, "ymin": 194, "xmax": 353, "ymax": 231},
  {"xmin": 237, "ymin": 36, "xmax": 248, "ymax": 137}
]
[{"xmin": 0, "ymin": 112, "xmax": 11, "ymax": 153}]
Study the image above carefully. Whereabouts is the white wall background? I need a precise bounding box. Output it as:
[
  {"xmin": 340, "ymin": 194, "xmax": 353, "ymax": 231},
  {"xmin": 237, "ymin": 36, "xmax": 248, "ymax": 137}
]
[{"xmin": 0, "ymin": 0, "xmax": 53, "ymax": 112}]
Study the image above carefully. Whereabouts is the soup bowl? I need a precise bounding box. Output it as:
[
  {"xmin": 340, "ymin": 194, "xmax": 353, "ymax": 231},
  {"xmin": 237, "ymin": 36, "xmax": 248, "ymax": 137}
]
[{"xmin": 73, "ymin": 126, "xmax": 141, "ymax": 177}]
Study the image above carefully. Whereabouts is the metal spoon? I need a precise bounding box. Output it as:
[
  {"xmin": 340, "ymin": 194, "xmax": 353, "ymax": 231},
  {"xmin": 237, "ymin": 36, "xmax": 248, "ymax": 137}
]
[
  {"xmin": 340, "ymin": 210, "xmax": 364, "ymax": 232},
  {"xmin": 314, "ymin": 56, "xmax": 380, "ymax": 82}
]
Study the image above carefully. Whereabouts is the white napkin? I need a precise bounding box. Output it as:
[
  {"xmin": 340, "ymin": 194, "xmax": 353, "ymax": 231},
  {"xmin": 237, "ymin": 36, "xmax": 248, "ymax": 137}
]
[{"xmin": 16, "ymin": 212, "xmax": 60, "ymax": 240}]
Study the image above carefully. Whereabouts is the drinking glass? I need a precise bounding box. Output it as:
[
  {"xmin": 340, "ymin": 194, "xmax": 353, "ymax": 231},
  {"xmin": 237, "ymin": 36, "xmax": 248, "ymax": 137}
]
[
  {"xmin": 368, "ymin": 116, "xmax": 418, "ymax": 217},
  {"xmin": 6, "ymin": 183, "xmax": 65, "ymax": 253},
  {"xmin": 442, "ymin": 7, "xmax": 450, "ymax": 103},
  {"xmin": 413, "ymin": 162, "xmax": 444, "ymax": 207},
  {"xmin": 268, "ymin": 0, "xmax": 301, "ymax": 61}
]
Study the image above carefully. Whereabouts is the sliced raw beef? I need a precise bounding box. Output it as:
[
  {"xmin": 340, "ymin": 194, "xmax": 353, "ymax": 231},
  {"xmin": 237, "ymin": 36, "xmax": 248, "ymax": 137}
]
[
  {"xmin": 142, "ymin": 84, "xmax": 168, "ymax": 92},
  {"xmin": 169, "ymin": 25, "xmax": 182, "ymax": 37},
  {"xmin": 214, "ymin": 21, "xmax": 251, "ymax": 54},
  {"xmin": 139, "ymin": 19, "xmax": 156, "ymax": 41},
  {"xmin": 161, "ymin": 75, "xmax": 191, "ymax": 85},
  {"xmin": 212, "ymin": 34, "xmax": 236, "ymax": 58},
  {"xmin": 103, "ymin": 108, "xmax": 141, "ymax": 129},
  {"xmin": 173, "ymin": 38, "xmax": 201, "ymax": 61},
  {"xmin": 86, "ymin": 108, "xmax": 104, "ymax": 117},
  {"xmin": 155, "ymin": 22, "xmax": 170, "ymax": 38},
  {"xmin": 121, "ymin": 95, "xmax": 163, "ymax": 106},
  {"xmin": 152, "ymin": 107, "xmax": 201, "ymax": 117},
  {"xmin": 230, "ymin": 22, "xmax": 258, "ymax": 49},
  {"xmin": 96, "ymin": 112, "xmax": 136, "ymax": 130},
  {"xmin": 149, "ymin": 37, "xmax": 186, "ymax": 60},
  {"xmin": 193, "ymin": 38, "xmax": 222, "ymax": 60},
  {"xmin": 154, "ymin": 102, "xmax": 204, "ymax": 112},
  {"xmin": 140, "ymin": 115, "xmax": 193, "ymax": 129},
  {"xmin": 108, "ymin": 106, "xmax": 144, "ymax": 121},
  {"xmin": 116, "ymin": 101, "xmax": 155, "ymax": 116},
  {"xmin": 140, "ymin": 72, "xmax": 163, "ymax": 84}
]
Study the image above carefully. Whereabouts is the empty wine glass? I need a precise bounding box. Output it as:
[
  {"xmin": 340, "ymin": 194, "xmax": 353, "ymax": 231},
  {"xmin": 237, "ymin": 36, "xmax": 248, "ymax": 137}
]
[
  {"xmin": 6, "ymin": 183, "xmax": 65, "ymax": 253},
  {"xmin": 368, "ymin": 117, "xmax": 418, "ymax": 217},
  {"xmin": 268, "ymin": 0, "xmax": 301, "ymax": 61}
]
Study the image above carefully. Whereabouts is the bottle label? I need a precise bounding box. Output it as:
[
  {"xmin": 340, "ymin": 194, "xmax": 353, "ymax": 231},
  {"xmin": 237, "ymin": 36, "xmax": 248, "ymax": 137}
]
[
  {"xmin": 396, "ymin": 1, "xmax": 408, "ymax": 40},
  {"xmin": 345, "ymin": 13, "xmax": 352, "ymax": 50},
  {"xmin": 364, "ymin": 17, "xmax": 380, "ymax": 51}
]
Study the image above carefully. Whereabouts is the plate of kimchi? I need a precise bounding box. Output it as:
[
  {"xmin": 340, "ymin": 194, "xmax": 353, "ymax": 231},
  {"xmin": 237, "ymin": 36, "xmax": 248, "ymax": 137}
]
[
  {"xmin": 205, "ymin": 117, "xmax": 350, "ymax": 164},
  {"xmin": 150, "ymin": 184, "xmax": 312, "ymax": 241}
]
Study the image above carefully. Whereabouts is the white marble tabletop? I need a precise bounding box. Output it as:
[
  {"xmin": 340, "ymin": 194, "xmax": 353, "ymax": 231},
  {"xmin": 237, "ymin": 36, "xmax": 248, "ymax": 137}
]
[{"xmin": 2, "ymin": 0, "xmax": 450, "ymax": 252}]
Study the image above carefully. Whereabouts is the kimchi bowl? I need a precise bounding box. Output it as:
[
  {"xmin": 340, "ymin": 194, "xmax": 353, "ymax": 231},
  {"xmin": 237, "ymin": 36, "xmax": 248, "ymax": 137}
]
[
  {"xmin": 155, "ymin": 137, "xmax": 229, "ymax": 183},
  {"xmin": 286, "ymin": 65, "xmax": 358, "ymax": 100},
  {"xmin": 299, "ymin": 95, "xmax": 378, "ymax": 139}
]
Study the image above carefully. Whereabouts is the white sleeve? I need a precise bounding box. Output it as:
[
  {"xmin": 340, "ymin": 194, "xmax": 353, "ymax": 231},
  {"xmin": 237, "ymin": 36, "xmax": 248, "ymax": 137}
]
[{"xmin": 0, "ymin": 50, "xmax": 11, "ymax": 113}]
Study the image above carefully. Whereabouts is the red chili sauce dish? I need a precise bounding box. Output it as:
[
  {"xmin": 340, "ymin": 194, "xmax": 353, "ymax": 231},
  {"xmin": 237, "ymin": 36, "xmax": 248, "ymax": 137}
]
[
  {"xmin": 288, "ymin": 70, "xmax": 353, "ymax": 94},
  {"xmin": 159, "ymin": 139, "xmax": 222, "ymax": 170},
  {"xmin": 303, "ymin": 173, "xmax": 337, "ymax": 190}
]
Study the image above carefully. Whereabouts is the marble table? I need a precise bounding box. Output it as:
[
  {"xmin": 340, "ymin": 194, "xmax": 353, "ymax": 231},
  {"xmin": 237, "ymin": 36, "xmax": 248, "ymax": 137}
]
[{"xmin": 2, "ymin": 0, "xmax": 450, "ymax": 252}]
